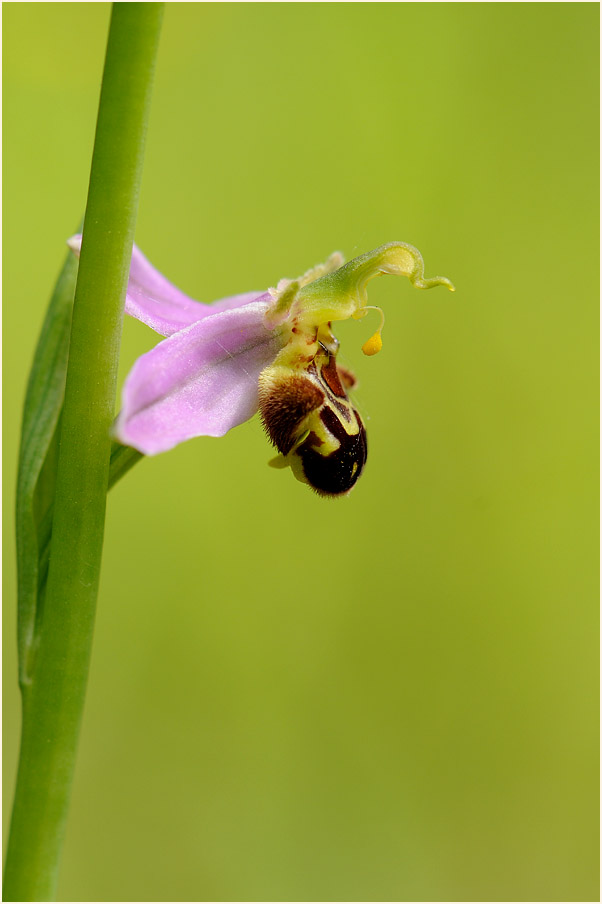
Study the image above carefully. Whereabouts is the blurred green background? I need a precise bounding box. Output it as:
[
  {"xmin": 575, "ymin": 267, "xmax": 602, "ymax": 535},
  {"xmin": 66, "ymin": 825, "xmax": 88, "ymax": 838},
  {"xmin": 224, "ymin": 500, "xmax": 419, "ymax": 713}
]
[{"xmin": 3, "ymin": 3, "xmax": 599, "ymax": 901}]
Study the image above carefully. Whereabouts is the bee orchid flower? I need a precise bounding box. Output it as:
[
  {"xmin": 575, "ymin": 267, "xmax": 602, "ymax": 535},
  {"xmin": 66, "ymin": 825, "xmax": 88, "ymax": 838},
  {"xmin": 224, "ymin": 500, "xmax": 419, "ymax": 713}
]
[{"xmin": 68, "ymin": 236, "xmax": 454, "ymax": 496}]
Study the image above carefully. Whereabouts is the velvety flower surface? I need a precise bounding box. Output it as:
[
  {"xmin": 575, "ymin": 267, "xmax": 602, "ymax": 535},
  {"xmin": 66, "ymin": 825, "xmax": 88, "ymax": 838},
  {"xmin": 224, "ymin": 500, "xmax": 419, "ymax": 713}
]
[{"xmin": 68, "ymin": 235, "xmax": 454, "ymax": 493}]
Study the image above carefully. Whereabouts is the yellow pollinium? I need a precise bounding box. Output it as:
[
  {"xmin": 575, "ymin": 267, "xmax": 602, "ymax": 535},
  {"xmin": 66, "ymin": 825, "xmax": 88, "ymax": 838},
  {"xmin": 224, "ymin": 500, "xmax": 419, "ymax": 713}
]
[{"xmin": 362, "ymin": 331, "xmax": 383, "ymax": 356}]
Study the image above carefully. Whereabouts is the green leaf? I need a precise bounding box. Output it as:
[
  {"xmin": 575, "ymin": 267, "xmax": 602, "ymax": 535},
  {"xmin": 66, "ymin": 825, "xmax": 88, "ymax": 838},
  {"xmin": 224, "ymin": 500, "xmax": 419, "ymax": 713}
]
[
  {"xmin": 15, "ymin": 246, "xmax": 78, "ymax": 687},
  {"xmin": 15, "ymin": 244, "xmax": 145, "ymax": 691},
  {"xmin": 35, "ymin": 441, "xmax": 145, "ymax": 613}
]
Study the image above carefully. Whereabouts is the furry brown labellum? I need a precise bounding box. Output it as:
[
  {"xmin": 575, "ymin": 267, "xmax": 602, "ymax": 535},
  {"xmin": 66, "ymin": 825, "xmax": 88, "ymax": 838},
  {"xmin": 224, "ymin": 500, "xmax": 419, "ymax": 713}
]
[{"xmin": 258, "ymin": 348, "xmax": 368, "ymax": 497}]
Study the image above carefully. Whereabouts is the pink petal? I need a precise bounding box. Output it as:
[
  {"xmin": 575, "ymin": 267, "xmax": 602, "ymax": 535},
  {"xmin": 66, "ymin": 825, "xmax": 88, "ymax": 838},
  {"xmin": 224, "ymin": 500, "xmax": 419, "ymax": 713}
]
[
  {"xmin": 113, "ymin": 301, "xmax": 282, "ymax": 454},
  {"xmin": 67, "ymin": 235, "xmax": 267, "ymax": 337}
]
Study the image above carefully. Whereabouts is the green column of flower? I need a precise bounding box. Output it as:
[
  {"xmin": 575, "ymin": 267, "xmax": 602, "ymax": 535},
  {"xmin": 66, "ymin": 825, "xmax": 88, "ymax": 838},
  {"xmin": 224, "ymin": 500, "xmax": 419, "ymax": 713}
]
[{"xmin": 3, "ymin": 4, "xmax": 163, "ymax": 901}]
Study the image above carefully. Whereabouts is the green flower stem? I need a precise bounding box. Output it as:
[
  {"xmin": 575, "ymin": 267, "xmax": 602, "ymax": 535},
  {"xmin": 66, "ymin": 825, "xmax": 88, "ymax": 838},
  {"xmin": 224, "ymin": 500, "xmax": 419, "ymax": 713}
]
[
  {"xmin": 35, "ymin": 444, "xmax": 145, "ymax": 628},
  {"xmin": 108, "ymin": 441, "xmax": 145, "ymax": 490},
  {"xmin": 3, "ymin": 5, "xmax": 163, "ymax": 901}
]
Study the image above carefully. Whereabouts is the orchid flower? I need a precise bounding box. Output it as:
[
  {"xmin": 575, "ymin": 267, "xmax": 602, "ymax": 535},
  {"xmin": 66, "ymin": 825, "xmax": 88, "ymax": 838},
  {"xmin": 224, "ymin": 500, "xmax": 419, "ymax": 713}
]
[{"xmin": 68, "ymin": 236, "xmax": 454, "ymax": 496}]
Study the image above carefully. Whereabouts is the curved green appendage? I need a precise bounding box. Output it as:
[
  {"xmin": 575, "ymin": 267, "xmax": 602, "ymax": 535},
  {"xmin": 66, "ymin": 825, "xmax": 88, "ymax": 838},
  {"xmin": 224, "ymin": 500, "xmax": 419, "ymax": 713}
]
[
  {"xmin": 294, "ymin": 241, "xmax": 455, "ymax": 325},
  {"xmin": 349, "ymin": 241, "xmax": 456, "ymax": 293}
]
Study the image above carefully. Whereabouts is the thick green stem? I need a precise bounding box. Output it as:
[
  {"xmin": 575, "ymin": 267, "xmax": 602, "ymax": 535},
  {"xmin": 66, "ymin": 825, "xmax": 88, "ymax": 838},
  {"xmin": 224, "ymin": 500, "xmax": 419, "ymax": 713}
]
[
  {"xmin": 35, "ymin": 444, "xmax": 145, "ymax": 624},
  {"xmin": 3, "ymin": 5, "xmax": 163, "ymax": 901}
]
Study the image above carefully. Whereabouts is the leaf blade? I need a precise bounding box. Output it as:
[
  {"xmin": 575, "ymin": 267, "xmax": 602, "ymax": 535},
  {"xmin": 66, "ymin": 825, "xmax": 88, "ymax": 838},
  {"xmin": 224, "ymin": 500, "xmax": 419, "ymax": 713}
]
[{"xmin": 15, "ymin": 245, "xmax": 78, "ymax": 685}]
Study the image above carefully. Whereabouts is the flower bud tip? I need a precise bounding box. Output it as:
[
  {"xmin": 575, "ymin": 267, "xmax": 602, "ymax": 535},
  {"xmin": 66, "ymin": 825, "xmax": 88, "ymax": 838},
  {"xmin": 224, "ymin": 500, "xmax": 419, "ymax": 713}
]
[{"xmin": 66, "ymin": 235, "xmax": 82, "ymax": 255}]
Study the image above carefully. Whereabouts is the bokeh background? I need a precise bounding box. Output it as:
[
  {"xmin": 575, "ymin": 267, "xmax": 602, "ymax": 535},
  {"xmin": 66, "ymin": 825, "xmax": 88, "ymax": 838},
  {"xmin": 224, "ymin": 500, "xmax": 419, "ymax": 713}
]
[{"xmin": 3, "ymin": 4, "xmax": 599, "ymax": 901}]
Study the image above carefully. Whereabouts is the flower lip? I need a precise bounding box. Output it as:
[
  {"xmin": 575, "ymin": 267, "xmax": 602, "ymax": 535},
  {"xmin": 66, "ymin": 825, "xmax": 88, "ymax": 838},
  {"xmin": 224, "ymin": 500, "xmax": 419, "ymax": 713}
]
[{"xmin": 259, "ymin": 349, "xmax": 369, "ymax": 498}]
